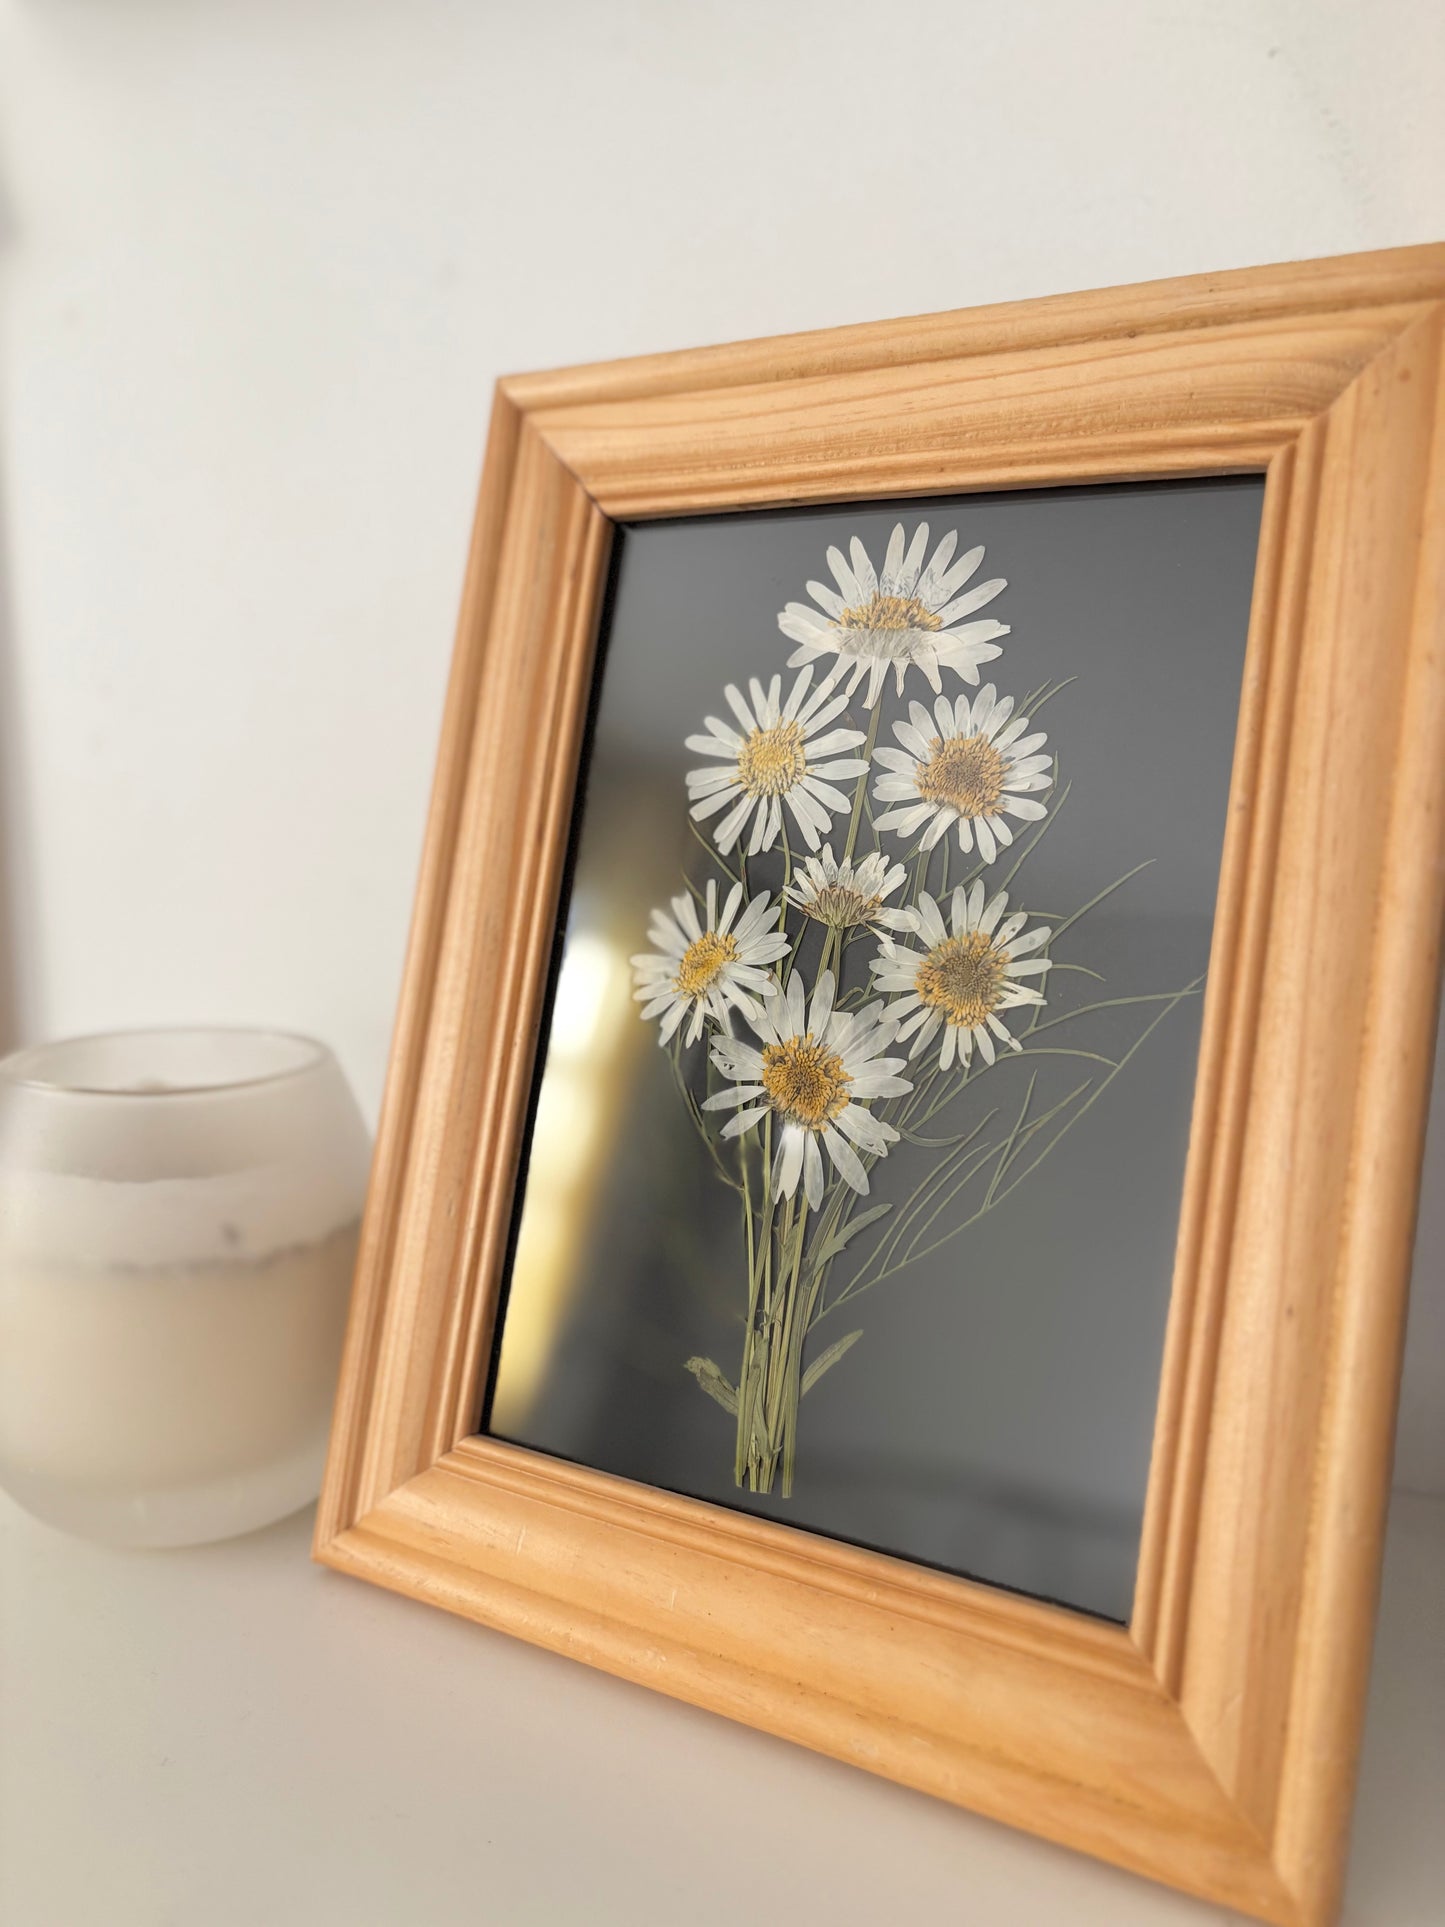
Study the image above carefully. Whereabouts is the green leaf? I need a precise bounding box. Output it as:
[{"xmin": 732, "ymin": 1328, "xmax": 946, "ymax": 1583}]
[
  {"xmin": 801, "ymin": 1330, "xmax": 863, "ymax": 1397},
  {"xmin": 684, "ymin": 1356, "xmax": 739, "ymax": 1416},
  {"xmin": 809, "ymin": 1203, "xmax": 891, "ymax": 1268}
]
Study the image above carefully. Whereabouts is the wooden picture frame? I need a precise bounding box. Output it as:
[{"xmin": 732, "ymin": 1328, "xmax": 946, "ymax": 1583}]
[{"xmin": 315, "ymin": 245, "xmax": 1445, "ymax": 1926}]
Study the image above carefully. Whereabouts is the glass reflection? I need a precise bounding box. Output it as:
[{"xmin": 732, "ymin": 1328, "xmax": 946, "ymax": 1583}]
[{"xmin": 489, "ymin": 479, "xmax": 1263, "ymax": 1621}]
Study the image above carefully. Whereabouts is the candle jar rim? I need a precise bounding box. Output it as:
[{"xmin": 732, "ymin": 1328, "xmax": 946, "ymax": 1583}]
[{"xmin": 0, "ymin": 1027, "xmax": 332, "ymax": 1100}]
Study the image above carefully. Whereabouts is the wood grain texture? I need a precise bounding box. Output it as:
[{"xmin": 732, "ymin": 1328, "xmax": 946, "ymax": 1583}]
[
  {"xmin": 1174, "ymin": 304, "xmax": 1445, "ymax": 1921},
  {"xmin": 524, "ymin": 306, "xmax": 1427, "ymax": 516},
  {"xmin": 502, "ymin": 244, "xmax": 1445, "ymax": 412},
  {"xmin": 326, "ymin": 1441, "xmax": 1296, "ymax": 1926},
  {"xmin": 1132, "ymin": 431, "xmax": 1321, "ymax": 1678},
  {"xmin": 314, "ymin": 386, "xmax": 524, "ymax": 1546},
  {"xmin": 319, "ymin": 421, "xmax": 609, "ymax": 1532},
  {"xmin": 1273, "ymin": 318, "xmax": 1445, "ymax": 1922},
  {"xmin": 316, "ymin": 246, "xmax": 1445, "ymax": 1927}
]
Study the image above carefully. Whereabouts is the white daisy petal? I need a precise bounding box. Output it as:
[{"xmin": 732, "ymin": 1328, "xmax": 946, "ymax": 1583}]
[
  {"xmin": 826, "ymin": 545, "xmax": 861, "ymax": 603},
  {"xmin": 780, "ymin": 607, "xmax": 831, "ymax": 649},
  {"xmin": 658, "ymin": 1001, "xmax": 691, "ymax": 1046},
  {"xmin": 631, "ymin": 889, "xmax": 791, "ymax": 1051},
  {"xmin": 862, "ymin": 884, "xmax": 1052, "ymax": 1074},
  {"xmin": 821, "ymin": 1126, "xmax": 869, "ymax": 1195},
  {"xmin": 778, "ymin": 526, "xmax": 1008, "ymax": 705},
  {"xmin": 805, "ymin": 728, "xmax": 868, "ymax": 758},
  {"xmin": 687, "ymin": 665, "xmax": 867, "ymax": 857},
  {"xmin": 848, "ymin": 536, "xmax": 878, "ymax": 599},
  {"xmin": 934, "ymin": 577, "xmax": 1006, "ymax": 626},
  {"xmin": 802, "ymin": 1132, "xmax": 825, "ymax": 1209},
  {"xmin": 931, "ymin": 543, "xmax": 986, "ymax": 605},
  {"xmin": 809, "ymin": 968, "xmax": 836, "ymax": 1033},
  {"xmin": 939, "ymin": 618, "xmax": 1009, "ymax": 651},
  {"xmin": 1015, "ymin": 922, "xmax": 1054, "ymax": 952},
  {"xmin": 806, "ymin": 579, "xmax": 847, "ymax": 620},
  {"xmin": 780, "ymin": 665, "xmax": 814, "ymax": 720},
  {"xmin": 865, "ymin": 677, "xmax": 1053, "ymax": 863},
  {"xmin": 689, "ymin": 786, "xmax": 741, "ymax": 824},
  {"xmin": 713, "ymin": 792, "xmax": 756, "ymax": 853},
  {"xmin": 899, "ymin": 522, "xmax": 929, "ymax": 594},
  {"xmin": 702, "ymin": 1083, "xmax": 766, "ymax": 1110},
  {"xmin": 833, "ymin": 1106, "xmax": 892, "ymax": 1154},
  {"xmin": 785, "ymin": 846, "xmax": 909, "ymax": 934},
  {"xmin": 880, "ymin": 523, "xmax": 907, "ymax": 594},
  {"xmin": 872, "ymin": 746, "xmax": 916, "ymax": 772},
  {"xmin": 702, "ymin": 966, "xmax": 912, "ymax": 1189},
  {"xmin": 913, "ymin": 530, "xmax": 959, "ymax": 605},
  {"xmin": 776, "ymin": 1122, "xmax": 806, "ymax": 1199},
  {"xmin": 722, "ymin": 683, "xmax": 756, "ymax": 733},
  {"xmin": 747, "ymin": 798, "xmax": 771, "ymax": 856},
  {"xmin": 800, "ymin": 777, "xmax": 853, "ymax": 814},
  {"xmin": 687, "ymin": 765, "xmax": 745, "ymax": 796}
]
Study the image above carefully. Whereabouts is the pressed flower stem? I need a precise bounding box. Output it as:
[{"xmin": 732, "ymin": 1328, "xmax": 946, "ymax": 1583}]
[
  {"xmin": 732, "ymin": 1165, "xmax": 827, "ymax": 1495},
  {"xmin": 783, "ymin": 1264, "xmax": 829, "ymax": 1496},
  {"xmin": 744, "ymin": 709, "xmax": 879, "ymax": 1492},
  {"xmin": 735, "ymin": 1138, "xmax": 758, "ymax": 1487},
  {"xmin": 690, "ymin": 669, "xmax": 1192, "ymax": 1501},
  {"xmin": 738, "ymin": 1151, "xmax": 772, "ymax": 1495},
  {"xmin": 766, "ymin": 1203, "xmax": 807, "ymax": 1429},
  {"xmin": 736, "ymin": 701, "xmax": 882, "ymax": 1494},
  {"xmin": 841, "ymin": 702, "xmax": 883, "ymax": 870},
  {"xmin": 759, "ymin": 1198, "xmax": 809, "ymax": 1494}
]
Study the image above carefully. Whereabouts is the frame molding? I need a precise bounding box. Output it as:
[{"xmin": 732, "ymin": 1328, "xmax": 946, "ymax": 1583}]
[{"xmin": 316, "ymin": 246, "xmax": 1445, "ymax": 1925}]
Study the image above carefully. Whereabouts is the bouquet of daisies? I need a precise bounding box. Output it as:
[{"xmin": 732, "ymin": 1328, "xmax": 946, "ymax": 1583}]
[{"xmin": 631, "ymin": 523, "xmax": 1193, "ymax": 1497}]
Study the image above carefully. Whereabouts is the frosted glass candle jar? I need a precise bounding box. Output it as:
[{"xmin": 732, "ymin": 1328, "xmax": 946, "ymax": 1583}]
[{"xmin": 0, "ymin": 1029, "xmax": 370, "ymax": 1546}]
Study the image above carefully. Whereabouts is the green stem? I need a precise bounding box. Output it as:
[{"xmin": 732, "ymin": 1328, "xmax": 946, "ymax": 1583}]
[
  {"xmin": 841, "ymin": 702, "xmax": 882, "ymax": 868},
  {"xmin": 735, "ymin": 1117, "xmax": 777, "ymax": 1488},
  {"xmin": 763, "ymin": 1196, "xmax": 810, "ymax": 1490},
  {"xmin": 784, "ymin": 1263, "xmax": 831, "ymax": 1496}
]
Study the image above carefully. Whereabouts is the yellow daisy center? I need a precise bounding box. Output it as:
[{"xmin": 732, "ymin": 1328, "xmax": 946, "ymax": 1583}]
[
  {"xmin": 915, "ymin": 931, "xmax": 1008, "ymax": 1031},
  {"xmin": 916, "ymin": 732, "xmax": 1007, "ymax": 818},
  {"xmin": 737, "ymin": 720, "xmax": 808, "ymax": 797},
  {"xmin": 803, "ymin": 883, "xmax": 883, "ymax": 930},
  {"xmin": 761, "ymin": 1034, "xmax": 852, "ymax": 1129},
  {"xmin": 838, "ymin": 592, "xmax": 942, "ymax": 633},
  {"xmin": 673, "ymin": 929, "xmax": 738, "ymax": 1000}
]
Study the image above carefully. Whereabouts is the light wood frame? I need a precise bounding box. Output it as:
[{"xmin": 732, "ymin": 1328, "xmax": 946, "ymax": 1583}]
[{"xmin": 316, "ymin": 246, "xmax": 1445, "ymax": 1926}]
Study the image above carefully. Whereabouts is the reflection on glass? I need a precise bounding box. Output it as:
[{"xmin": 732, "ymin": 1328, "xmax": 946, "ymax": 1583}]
[
  {"xmin": 492, "ymin": 933, "xmax": 633, "ymax": 1421},
  {"xmin": 489, "ymin": 480, "xmax": 1263, "ymax": 1621}
]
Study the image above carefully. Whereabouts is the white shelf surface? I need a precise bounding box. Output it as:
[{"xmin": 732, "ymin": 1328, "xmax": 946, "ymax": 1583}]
[{"xmin": 2, "ymin": 1485, "xmax": 1440, "ymax": 1926}]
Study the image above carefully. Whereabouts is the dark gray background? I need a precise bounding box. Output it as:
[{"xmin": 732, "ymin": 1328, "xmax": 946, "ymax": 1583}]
[{"xmin": 486, "ymin": 478, "xmax": 1262, "ymax": 1621}]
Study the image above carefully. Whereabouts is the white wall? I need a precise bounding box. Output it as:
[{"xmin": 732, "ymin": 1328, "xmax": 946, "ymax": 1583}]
[{"xmin": 0, "ymin": 0, "xmax": 1440, "ymax": 1491}]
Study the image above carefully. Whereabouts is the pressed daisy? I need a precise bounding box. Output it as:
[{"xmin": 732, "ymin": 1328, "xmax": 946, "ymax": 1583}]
[
  {"xmin": 783, "ymin": 844, "xmax": 911, "ymax": 934},
  {"xmin": 777, "ymin": 522, "xmax": 1008, "ymax": 708},
  {"xmin": 685, "ymin": 668, "xmax": 869, "ymax": 857},
  {"xmin": 631, "ymin": 879, "xmax": 790, "ymax": 1048},
  {"xmin": 871, "ymin": 883, "xmax": 1052, "ymax": 1071},
  {"xmin": 704, "ymin": 970, "xmax": 912, "ymax": 1209},
  {"xmin": 872, "ymin": 685, "xmax": 1052, "ymax": 864}
]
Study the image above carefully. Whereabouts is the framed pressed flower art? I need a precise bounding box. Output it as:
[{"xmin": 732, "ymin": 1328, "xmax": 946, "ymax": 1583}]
[{"xmin": 317, "ymin": 246, "xmax": 1445, "ymax": 1927}]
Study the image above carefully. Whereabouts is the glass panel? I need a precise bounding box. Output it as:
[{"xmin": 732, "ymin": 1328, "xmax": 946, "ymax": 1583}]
[{"xmin": 485, "ymin": 478, "xmax": 1263, "ymax": 1622}]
